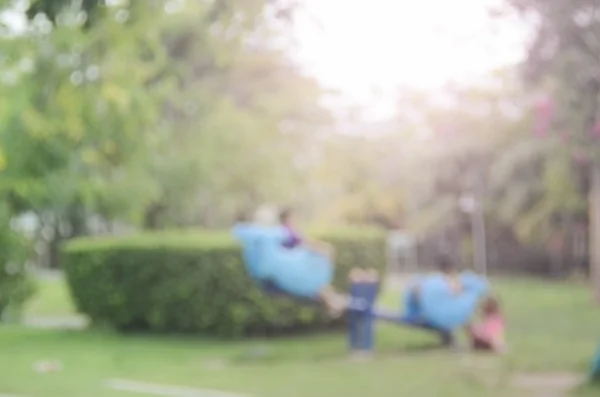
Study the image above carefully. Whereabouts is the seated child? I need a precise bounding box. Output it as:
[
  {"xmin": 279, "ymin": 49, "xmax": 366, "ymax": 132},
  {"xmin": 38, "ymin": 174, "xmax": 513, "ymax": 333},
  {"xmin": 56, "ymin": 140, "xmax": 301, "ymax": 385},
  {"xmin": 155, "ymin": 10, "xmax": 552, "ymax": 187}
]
[
  {"xmin": 235, "ymin": 210, "xmax": 346, "ymax": 315},
  {"xmin": 468, "ymin": 296, "xmax": 506, "ymax": 353},
  {"xmin": 278, "ymin": 207, "xmax": 349, "ymax": 314},
  {"xmin": 401, "ymin": 255, "xmax": 462, "ymax": 327}
]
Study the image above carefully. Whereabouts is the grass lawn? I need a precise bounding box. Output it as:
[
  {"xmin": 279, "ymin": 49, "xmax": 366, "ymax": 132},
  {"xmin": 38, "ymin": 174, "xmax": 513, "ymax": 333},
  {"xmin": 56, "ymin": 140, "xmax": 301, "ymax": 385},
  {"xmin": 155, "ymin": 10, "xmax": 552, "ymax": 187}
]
[{"xmin": 1, "ymin": 276, "xmax": 599, "ymax": 397}]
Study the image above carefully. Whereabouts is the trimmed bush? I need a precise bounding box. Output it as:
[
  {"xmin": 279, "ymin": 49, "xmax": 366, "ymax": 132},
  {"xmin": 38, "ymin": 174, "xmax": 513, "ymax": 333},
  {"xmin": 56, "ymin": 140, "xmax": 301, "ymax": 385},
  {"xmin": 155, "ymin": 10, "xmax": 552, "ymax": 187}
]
[
  {"xmin": 62, "ymin": 228, "xmax": 386, "ymax": 336},
  {"xmin": 0, "ymin": 220, "xmax": 36, "ymax": 321}
]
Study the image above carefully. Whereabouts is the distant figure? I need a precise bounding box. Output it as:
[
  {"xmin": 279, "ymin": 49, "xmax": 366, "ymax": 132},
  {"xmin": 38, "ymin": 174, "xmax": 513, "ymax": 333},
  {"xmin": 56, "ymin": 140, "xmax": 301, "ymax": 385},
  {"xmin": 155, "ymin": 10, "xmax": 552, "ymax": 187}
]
[
  {"xmin": 279, "ymin": 207, "xmax": 334, "ymax": 260},
  {"xmin": 468, "ymin": 296, "xmax": 506, "ymax": 353}
]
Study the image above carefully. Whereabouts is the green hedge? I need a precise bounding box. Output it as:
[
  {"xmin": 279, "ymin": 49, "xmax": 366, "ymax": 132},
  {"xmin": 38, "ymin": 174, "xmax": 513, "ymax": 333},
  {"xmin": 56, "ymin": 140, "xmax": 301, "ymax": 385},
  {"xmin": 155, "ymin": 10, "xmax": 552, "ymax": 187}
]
[
  {"xmin": 62, "ymin": 228, "xmax": 386, "ymax": 336},
  {"xmin": 0, "ymin": 217, "xmax": 36, "ymax": 321}
]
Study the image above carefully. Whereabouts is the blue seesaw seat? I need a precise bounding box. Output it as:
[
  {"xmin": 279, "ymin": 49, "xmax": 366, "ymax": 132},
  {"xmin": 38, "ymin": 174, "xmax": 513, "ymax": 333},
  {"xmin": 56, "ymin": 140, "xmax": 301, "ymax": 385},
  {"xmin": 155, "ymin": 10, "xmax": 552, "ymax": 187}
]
[
  {"xmin": 232, "ymin": 223, "xmax": 333, "ymax": 300},
  {"xmin": 403, "ymin": 272, "xmax": 489, "ymax": 332}
]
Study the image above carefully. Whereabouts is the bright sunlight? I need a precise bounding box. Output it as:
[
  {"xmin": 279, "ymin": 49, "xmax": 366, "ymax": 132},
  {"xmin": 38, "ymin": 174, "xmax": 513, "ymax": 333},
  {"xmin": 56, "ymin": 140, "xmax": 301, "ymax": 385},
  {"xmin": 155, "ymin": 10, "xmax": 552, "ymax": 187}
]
[{"xmin": 294, "ymin": 0, "xmax": 529, "ymax": 118}]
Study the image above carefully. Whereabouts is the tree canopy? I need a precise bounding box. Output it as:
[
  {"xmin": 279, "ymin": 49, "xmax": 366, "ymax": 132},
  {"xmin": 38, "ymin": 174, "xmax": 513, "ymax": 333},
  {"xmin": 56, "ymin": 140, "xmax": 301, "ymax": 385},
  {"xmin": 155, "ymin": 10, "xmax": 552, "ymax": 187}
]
[{"xmin": 0, "ymin": 0, "xmax": 598, "ymax": 287}]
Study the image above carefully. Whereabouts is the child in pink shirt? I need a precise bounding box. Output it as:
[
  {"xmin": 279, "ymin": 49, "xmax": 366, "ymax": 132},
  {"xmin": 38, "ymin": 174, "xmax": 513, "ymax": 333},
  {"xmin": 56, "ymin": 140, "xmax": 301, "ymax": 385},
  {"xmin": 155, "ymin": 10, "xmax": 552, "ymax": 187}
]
[{"xmin": 468, "ymin": 296, "xmax": 506, "ymax": 353}]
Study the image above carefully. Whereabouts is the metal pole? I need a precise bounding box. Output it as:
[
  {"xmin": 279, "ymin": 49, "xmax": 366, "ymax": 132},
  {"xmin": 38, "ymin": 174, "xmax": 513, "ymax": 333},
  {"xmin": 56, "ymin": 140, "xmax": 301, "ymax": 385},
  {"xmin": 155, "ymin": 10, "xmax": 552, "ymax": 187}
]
[
  {"xmin": 460, "ymin": 193, "xmax": 488, "ymax": 275},
  {"xmin": 472, "ymin": 204, "xmax": 488, "ymax": 276}
]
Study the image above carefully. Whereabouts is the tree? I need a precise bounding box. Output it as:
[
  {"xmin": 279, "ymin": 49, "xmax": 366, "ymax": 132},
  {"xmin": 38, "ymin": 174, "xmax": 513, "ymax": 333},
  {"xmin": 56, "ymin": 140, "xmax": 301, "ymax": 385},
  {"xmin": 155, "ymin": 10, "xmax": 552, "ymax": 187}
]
[
  {"xmin": 0, "ymin": 7, "xmax": 166, "ymax": 265},
  {"xmin": 0, "ymin": 0, "xmax": 330, "ymax": 254},
  {"xmin": 502, "ymin": 0, "xmax": 600, "ymax": 301},
  {"xmin": 113, "ymin": 1, "xmax": 330, "ymax": 228},
  {"xmin": 377, "ymin": 72, "xmax": 583, "ymax": 272},
  {"xmin": 22, "ymin": 0, "xmax": 299, "ymax": 29}
]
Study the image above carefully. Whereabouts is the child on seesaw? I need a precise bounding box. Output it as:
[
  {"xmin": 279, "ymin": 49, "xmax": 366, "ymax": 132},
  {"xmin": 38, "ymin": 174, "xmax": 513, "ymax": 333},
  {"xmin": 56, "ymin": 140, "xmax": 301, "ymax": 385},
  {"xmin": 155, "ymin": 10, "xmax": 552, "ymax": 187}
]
[
  {"xmin": 277, "ymin": 207, "xmax": 348, "ymax": 313},
  {"xmin": 277, "ymin": 207, "xmax": 381, "ymax": 316},
  {"xmin": 405, "ymin": 255, "xmax": 463, "ymax": 314},
  {"xmin": 431, "ymin": 256, "xmax": 506, "ymax": 353},
  {"xmin": 235, "ymin": 209, "xmax": 346, "ymax": 315},
  {"xmin": 434, "ymin": 255, "xmax": 462, "ymax": 294},
  {"xmin": 278, "ymin": 207, "xmax": 334, "ymax": 259}
]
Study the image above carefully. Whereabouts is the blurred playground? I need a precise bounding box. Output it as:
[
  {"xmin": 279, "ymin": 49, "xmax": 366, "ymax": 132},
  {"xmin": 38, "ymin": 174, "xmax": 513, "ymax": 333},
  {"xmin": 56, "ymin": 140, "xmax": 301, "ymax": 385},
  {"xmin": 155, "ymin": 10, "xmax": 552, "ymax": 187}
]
[{"xmin": 1, "ymin": 1, "xmax": 600, "ymax": 397}]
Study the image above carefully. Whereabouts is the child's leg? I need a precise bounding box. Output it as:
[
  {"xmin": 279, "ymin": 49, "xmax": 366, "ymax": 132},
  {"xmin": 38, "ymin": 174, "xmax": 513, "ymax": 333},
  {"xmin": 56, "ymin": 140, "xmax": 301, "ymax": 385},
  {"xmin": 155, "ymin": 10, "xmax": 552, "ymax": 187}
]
[
  {"xmin": 318, "ymin": 285, "xmax": 347, "ymax": 316},
  {"xmin": 468, "ymin": 325, "xmax": 504, "ymax": 352},
  {"xmin": 472, "ymin": 336, "xmax": 494, "ymax": 351},
  {"xmin": 321, "ymin": 267, "xmax": 380, "ymax": 316},
  {"xmin": 320, "ymin": 267, "xmax": 369, "ymax": 314},
  {"xmin": 440, "ymin": 331, "xmax": 456, "ymax": 348}
]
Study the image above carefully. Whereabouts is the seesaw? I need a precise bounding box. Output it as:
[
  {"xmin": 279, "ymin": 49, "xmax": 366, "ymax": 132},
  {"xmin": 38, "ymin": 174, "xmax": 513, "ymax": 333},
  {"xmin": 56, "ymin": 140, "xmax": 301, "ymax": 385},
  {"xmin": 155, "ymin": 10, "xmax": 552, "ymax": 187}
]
[
  {"xmin": 346, "ymin": 273, "xmax": 489, "ymax": 353},
  {"xmin": 347, "ymin": 282, "xmax": 451, "ymax": 352},
  {"xmin": 232, "ymin": 222, "xmax": 490, "ymax": 352}
]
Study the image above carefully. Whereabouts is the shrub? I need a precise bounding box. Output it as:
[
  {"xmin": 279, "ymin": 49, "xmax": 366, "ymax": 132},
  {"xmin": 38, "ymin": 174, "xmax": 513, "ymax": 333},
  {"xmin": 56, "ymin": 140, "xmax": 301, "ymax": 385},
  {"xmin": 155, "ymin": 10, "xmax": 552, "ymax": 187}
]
[
  {"xmin": 62, "ymin": 228, "xmax": 386, "ymax": 336},
  {"xmin": 0, "ymin": 218, "xmax": 36, "ymax": 321}
]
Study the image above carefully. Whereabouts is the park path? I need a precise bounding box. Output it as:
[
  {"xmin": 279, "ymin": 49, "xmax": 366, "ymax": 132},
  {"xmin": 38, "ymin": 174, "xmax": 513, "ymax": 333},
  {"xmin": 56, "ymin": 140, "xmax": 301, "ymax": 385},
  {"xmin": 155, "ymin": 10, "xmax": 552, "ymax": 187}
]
[
  {"xmin": 22, "ymin": 269, "xmax": 86, "ymax": 330},
  {"xmin": 22, "ymin": 316, "xmax": 87, "ymax": 329},
  {"xmin": 509, "ymin": 372, "xmax": 584, "ymax": 397},
  {"xmin": 35, "ymin": 269, "xmax": 63, "ymax": 280},
  {"xmin": 105, "ymin": 379, "xmax": 251, "ymax": 397}
]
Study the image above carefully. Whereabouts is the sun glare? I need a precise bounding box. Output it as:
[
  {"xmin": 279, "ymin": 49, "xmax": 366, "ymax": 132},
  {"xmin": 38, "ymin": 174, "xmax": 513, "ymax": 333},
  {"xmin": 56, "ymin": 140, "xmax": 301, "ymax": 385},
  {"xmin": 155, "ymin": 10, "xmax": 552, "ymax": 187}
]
[{"xmin": 293, "ymin": 0, "xmax": 528, "ymax": 119}]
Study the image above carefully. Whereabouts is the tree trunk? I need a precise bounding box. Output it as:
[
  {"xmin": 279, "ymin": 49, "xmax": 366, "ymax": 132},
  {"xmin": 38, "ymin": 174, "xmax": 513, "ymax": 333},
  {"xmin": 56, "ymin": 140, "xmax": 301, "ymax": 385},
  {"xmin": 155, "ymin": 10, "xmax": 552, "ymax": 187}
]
[
  {"xmin": 472, "ymin": 204, "xmax": 487, "ymax": 275},
  {"xmin": 48, "ymin": 222, "xmax": 62, "ymax": 269},
  {"xmin": 589, "ymin": 161, "xmax": 600, "ymax": 304},
  {"xmin": 143, "ymin": 202, "xmax": 166, "ymax": 230},
  {"xmin": 67, "ymin": 200, "xmax": 88, "ymax": 237}
]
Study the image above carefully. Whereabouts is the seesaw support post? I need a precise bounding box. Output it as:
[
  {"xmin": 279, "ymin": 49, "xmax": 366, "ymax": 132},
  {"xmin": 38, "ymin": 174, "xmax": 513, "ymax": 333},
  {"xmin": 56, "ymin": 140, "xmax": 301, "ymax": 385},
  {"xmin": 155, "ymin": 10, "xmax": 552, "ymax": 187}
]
[
  {"xmin": 348, "ymin": 282, "xmax": 380, "ymax": 353},
  {"xmin": 347, "ymin": 281, "xmax": 457, "ymax": 353}
]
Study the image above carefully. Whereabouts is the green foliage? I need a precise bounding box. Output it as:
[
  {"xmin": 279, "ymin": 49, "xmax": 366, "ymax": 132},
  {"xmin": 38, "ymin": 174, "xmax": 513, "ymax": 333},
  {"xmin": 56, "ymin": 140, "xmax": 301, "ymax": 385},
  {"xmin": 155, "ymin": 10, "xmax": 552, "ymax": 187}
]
[
  {"xmin": 505, "ymin": 0, "xmax": 600, "ymax": 159},
  {"xmin": 0, "ymin": 210, "xmax": 36, "ymax": 321},
  {"xmin": 0, "ymin": 0, "xmax": 328, "ymax": 271},
  {"xmin": 4, "ymin": 0, "xmax": 595, "ymax": 286},
  {"xmin": 62, "ymin": 228, "xmax": 386, "ymax": 336}
]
